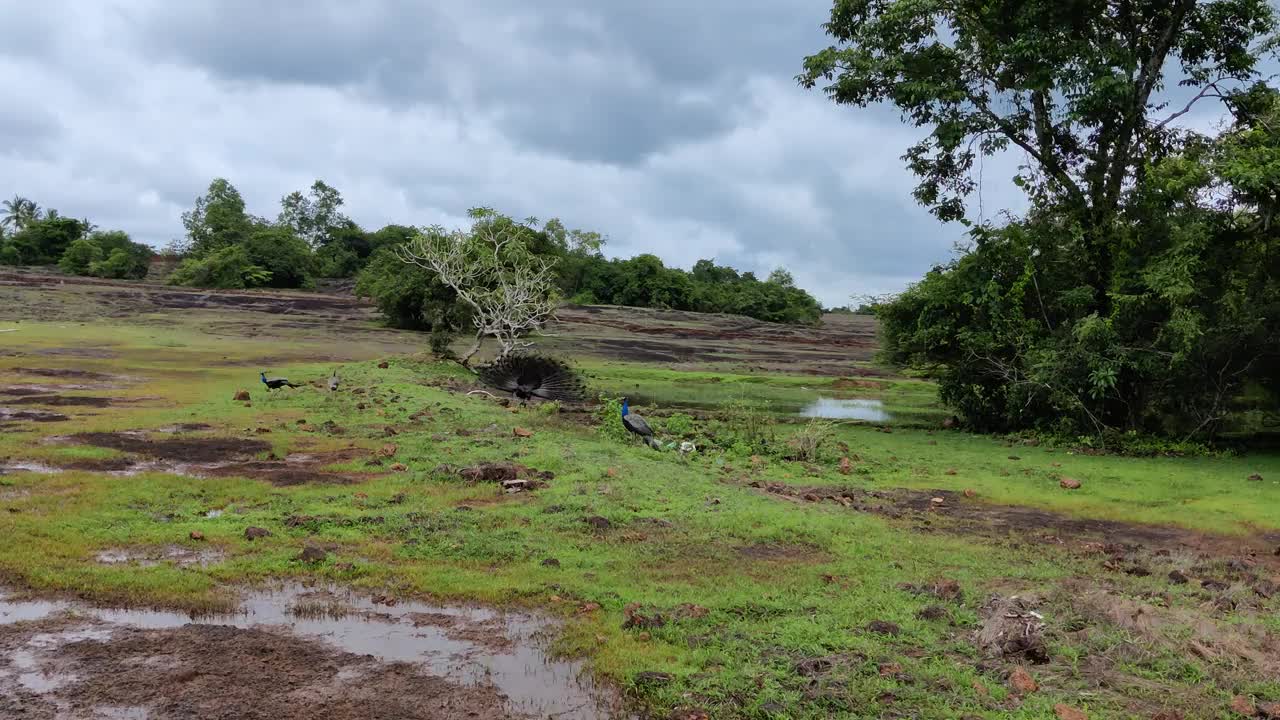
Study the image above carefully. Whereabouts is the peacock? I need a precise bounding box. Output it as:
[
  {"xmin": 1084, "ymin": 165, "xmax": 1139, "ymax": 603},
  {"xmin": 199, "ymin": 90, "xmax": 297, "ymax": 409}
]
[
  {"xmin": 474, "ymin": 352, "xmax": 589, "ymax": 404},
  {"xmin": 621, "ymin": 398, "xmax": 660, "ymax": 450},
  {"xmin": 260, "ymin": 371, "xmax": 300, "ymax": 391}
]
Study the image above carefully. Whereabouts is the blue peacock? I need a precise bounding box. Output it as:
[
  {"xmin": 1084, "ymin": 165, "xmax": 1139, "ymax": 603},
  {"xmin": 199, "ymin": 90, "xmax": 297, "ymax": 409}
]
[{"xmin": 621, "ymin": 397, "xmax": 660, "ymax": 450}]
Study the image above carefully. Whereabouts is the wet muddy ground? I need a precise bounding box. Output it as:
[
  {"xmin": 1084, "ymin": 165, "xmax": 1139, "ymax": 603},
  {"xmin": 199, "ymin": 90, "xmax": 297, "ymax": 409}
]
[
  {"xmin": 6, "ymin": 431, "xmax": 376, "ymax": 486},
  {"xmin": 0, "ymin": 582, "xmax": 626, "ymax": 720}
]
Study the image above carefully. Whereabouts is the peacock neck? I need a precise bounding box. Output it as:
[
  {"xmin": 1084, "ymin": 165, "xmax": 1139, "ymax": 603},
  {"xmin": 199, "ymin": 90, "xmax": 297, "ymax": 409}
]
[{"xmin": 621, "ymin": 400, "xmax": 629, "ymax": 416}]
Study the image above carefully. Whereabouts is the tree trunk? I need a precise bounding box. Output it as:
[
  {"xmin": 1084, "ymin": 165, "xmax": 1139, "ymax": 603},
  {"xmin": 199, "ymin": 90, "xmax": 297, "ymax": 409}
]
[{"xmin": 459, "ymin": 331, "xmax": 484, "ymax": 367}]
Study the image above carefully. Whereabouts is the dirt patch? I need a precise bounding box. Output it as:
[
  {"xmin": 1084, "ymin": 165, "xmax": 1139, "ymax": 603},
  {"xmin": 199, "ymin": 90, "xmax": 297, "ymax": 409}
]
[
  {"xmin": 57, "ymin": 457, "xmax": 136, "ymax": 472},
  {"xmin": 0, "ymin": 408, "xmax": 69, "ymax": 423},
  {"xmin": 33, "ymin": 347, "xmax": 119, "ymax": 359},
  {"xmin": 8, "ymin": 395, "xmax": 114, "ymax": 408},
  {"xmin": 200, "ymin": 459, "xmax": 367, "ymax": 487},
  {"xmin": 831, "ymin": 378, "xmax": 884, "ymax": 391},
  {"xmin": 68, "ymin": 433, "xmax": 271, "ymax": 462},
  {"xmin": 11, "ymin": 368, "xmax": 121, "ymax": 382},
  {"xmin": 749, "ymin": 481, "xmax": 1280, "ymax": 573},
  {"xmin": 735, "ymin": 542, "xmax": 829, "ymax": 563},
  {"xmin": 0, "ymin": 388, "xmax": 50, "ymax": 397},
  {"xmin": 408, "ymin": 612, "xmax": 516, "ymax": 654},
  {"xmin": 156, "ymin": 423, "xmax": 215, "ymax": 434}
]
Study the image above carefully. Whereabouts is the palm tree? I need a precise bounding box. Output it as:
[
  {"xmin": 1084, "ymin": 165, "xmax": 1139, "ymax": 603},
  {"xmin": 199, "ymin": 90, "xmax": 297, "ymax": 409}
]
[{"xmin": 1, "ymin": 196, "xmax": 40, "ymax": 232}]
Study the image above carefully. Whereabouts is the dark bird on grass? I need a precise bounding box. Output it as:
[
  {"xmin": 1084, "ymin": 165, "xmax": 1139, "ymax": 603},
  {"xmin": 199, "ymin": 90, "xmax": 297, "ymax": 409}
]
[
  {"xmin": 260, "ymin": 371, "xmax": 300, "ymax": 391},
  {"xmin": 621, "ymin": 398, "xmax": 660, "ymax": 450},
  {"xmin": 475, "ymin": 352, "xmax": 589, "ymax": 404},
  {"xmin": 328, "ymin": 370, "xmax": 340, "ymax": 392}
]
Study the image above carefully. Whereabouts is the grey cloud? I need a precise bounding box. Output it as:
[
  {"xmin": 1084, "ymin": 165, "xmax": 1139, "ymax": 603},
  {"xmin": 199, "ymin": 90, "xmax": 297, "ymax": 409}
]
[{"xmin": 0, "ymin": 0, "xmax": 1177, "ymax": 307}]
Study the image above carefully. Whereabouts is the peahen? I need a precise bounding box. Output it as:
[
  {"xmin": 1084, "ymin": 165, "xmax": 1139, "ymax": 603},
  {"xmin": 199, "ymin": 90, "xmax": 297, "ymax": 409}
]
[
  {"xmin": 621, "ymin": 398, "xmax": 660, "ymax": 450},
  {"xmin": 260, "ymin": 371, "xmax": 300, "ymax": 391},
  {"xmin": 327, "ymin": 370, "xmax": 340, "ymax": 392},
  {"xmin": 475, "ymin": 352, "xmax": 588, "ymax": 404}
]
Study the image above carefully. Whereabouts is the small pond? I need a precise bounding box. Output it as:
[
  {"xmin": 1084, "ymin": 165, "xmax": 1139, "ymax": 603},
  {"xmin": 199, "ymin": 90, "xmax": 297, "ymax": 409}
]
[{"xmin": 798, "ymin": 397, "xmax": 891, "ymax": 422}]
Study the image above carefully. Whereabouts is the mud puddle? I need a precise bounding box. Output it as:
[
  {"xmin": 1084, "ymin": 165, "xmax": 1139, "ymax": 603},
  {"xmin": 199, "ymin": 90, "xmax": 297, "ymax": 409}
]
[
  {"xmin": 0, "ymin": 583, "xmax": 625, "ymax": 720},
  {"xmin": 93, "ymin": 546, "xmax": 225, "ymax": 568},
  {"xmin": 0, "ymin": 408, "xmax": 69, "ymax": 422},
  {"xmin": 0, "ymin": 461, "xmax": 61, "ymax": 475}
]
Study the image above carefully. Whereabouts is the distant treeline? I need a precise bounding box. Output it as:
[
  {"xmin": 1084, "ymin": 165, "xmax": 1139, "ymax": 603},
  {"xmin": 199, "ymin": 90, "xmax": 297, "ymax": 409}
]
[
  {"xmin": 0, "ymin": 197, "xmax": 154, "ymax": 280},
  {"xmin": 1, "ymin": 179, "xmax": 823, "ymax": 326}
]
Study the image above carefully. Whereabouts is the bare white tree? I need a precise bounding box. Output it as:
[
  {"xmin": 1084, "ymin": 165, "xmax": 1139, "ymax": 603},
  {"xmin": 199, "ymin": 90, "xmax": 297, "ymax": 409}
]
[{"xmin": 395, "ymin": 216, "xmax": 560, "ymax": 366}]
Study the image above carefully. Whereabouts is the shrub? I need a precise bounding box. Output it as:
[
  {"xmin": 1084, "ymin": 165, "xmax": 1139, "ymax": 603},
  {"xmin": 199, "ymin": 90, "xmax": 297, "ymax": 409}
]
[
  {"xmin": 168, "ymin": 245, "xmax": 272, "ymax": 289},
  {"xmin": 85, "ymin": 231, "xmax": 153, "ymax": 279},
  {"xmin": 429, "ymin": 328, "xmax": 455, "ymax": 358},
  {"xmin": 354, "ymin": 246, "xmax": 469, "ymax": 331},
  {"xmin": 242, "ymin": 226, "xmax": 315, "ymax": 288},
  {"xmin": 595, "ymin": 394, "xmax": 631, "ymax": 443},
  {"xmin": 662, "ymin": 412, "xmax": 696, "ymax": 437},
  {"xmin": 785, "ymin": 420, "xmax": 836, "ymax": 462},
  {"xmin": 58, "ymin": 238, "xmax": 103, "ymax": 275}
]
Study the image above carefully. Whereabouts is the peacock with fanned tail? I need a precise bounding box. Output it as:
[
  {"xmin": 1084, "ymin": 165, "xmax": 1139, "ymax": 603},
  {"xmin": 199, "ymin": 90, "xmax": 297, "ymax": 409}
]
[{"xmin": 474, "ymin": 352, "xmax": 589, "ymax": 404}]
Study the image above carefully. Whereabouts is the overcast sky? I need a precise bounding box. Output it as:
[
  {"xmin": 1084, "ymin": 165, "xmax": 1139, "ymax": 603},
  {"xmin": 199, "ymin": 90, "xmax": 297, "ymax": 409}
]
[{"xmin": 0, "ymin": 1, "xmax": 1243, "ymax": 305}]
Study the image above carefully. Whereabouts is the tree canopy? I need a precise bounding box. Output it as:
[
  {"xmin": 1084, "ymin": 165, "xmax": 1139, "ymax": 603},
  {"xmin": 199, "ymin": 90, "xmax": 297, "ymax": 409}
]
[{"xmin": 802, "ymin": 0, "xmax": 1280, "ymax": 442}]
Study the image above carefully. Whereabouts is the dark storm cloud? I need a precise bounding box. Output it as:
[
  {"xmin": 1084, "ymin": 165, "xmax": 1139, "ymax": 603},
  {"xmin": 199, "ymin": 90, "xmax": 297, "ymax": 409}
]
[
  {"xmin": 0, "ymin": 0, "xmax": 1144, "ymax": 304},
  {"xmin": 126, "ymin": 1, "xmax": 829, "ymax": 164}
]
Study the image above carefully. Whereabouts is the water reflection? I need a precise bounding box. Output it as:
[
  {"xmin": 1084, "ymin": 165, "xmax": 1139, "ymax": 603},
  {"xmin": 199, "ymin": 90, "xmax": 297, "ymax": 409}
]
[{"xmin": 798, "ymin": 397, "xmax": 890, "ymax": 422}]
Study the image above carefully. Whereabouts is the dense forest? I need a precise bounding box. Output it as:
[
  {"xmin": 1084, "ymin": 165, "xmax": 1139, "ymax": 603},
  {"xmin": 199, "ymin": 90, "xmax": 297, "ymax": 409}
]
[
  {"xmin": 802, "ymin": 0, "xmax": 1280, "ymax": 442},
  {"xmin": 0, "ymin": 180, "xmax": 823, "ymax": 327}
]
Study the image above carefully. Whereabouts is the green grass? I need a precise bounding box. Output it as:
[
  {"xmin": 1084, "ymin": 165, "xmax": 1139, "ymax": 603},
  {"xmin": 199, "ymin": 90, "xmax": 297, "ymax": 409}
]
[{"xmin": 1, "ymin": 306, "xmax": 1278, "ymax": 719}]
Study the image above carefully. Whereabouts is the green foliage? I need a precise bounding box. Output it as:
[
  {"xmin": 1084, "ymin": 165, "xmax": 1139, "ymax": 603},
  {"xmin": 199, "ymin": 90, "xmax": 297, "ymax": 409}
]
[
  {"xmin": 354, "ymin": 246, "xmax": 468, "ymax": 331},
  {"xmin": 594, "ymin": 395, "xmax": 631, "ymax": 443},
  {"xmin": 181, "ymin": 178, "xmax": 252, "ymax": 257},
  {"xmin": 8, "ymin": 217, "xmax": 86, "ymax": 265},
  {"xmin": 715, "ymin": 396, "xmax": 776, "ymax": 456},
  {"xmin": 58, "ymin": 238, "xmax": 103, "ymax": 275},
  {"xmin": 278, "ymin": 180, "xmax": 347, "ymax": 249},
  {"xmin": 173, "ymin": 177, "xmax": 318, "ymax": 289},
  {"xmin": 785, "ymin": 419, "xmax": 836, "ymax": 462},
  {"xmin": 661, "ymin": 412, "xmax": 696, "ymax": 437},
  {"xmin": 428, "ymin": 327, "xmax": 455, "ymax": 358},
  {"xmin": 799, "ymin": 0, "xmax": 1277, "ymax": 226},
  {"xmin": 1, "ymin": 196, "xmax": 40, "ymax": 233},
  {"xmin": 565, "ymin": 255, "xmax": 823, "ymax": 325},
  {"xmin": 877, "ymin": 97, "xmax": 1280, "ymax": 439},
  {"xmin": 84, "ymin": 231, "xmax": 153, "ymax": 279},
  {"xmin": 168, "ymin": 245, "xmax": 272, "ymax": 289},
  {"xmin": 0, "ymin": 242, "xmax": 18, "ymax": 266},
  {"xmin": 807, "ymin": 0, "xmax": 1280, "ymax": 441},
  {"xmin": 243, "ymin": 225, "xmax": 315, "ymax": 289}
]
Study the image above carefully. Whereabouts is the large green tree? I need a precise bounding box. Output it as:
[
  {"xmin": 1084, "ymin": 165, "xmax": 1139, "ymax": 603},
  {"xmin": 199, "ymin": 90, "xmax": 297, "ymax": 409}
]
[
  {"xmin": 799, "ymin": 0, "xmax": 1277, "ymax": 297},
  {"xmin": 805, "ymin": 0, "xmax": 1280, "ymax": 439},
  {"xmin": 180, "ymin": 178, "xmax": 252, "ymax": 257},
  {"xmin": 279, "ymin": 180, "xmax": 348, "ymax": 249}
]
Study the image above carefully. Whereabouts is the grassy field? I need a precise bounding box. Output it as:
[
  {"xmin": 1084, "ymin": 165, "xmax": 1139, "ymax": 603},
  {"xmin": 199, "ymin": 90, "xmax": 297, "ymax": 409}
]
[{"xmin": 1, "ymin": 273, "xmax": 1279, "ymax": 719}]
